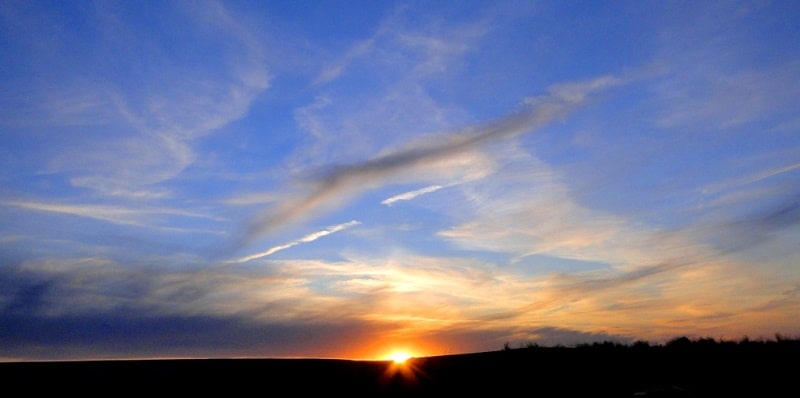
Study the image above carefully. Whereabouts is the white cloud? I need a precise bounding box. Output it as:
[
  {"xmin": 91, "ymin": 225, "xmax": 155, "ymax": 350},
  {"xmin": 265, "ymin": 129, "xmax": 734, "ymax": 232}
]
[
  {"xmin": 233, "ymin": 220, "xmax": 361, "ymax": 263},
  {"xmin": 381, "ymin": 185, "xmax": 443, "ymax": 206}
]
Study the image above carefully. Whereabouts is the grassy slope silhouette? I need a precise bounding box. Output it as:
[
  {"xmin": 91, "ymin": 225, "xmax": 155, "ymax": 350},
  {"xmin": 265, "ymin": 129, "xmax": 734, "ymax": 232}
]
[{"xmin": 2, "ymin": 335, "xmax": 798, "ymax": 396}]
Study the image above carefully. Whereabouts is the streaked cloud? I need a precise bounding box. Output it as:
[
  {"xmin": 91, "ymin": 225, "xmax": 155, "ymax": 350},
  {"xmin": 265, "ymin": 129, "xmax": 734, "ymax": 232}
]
[
  {"xmin": 315, "ymin": 33, "xmax": 382, "ymax": 85},
  {"xmin": 311, "ymin": 3, "xmax": 485, "ymax": 85},
  {"xmin": 222, "ymin": 192, "xmax": 279, "ymax": 206},
  {"xmin": 652, "ymin": 2, "xmax": 800, "ymax": 131},
  {"xmin": 381, "ymin": 185, "xmax": 443, "ymax": 206},
  {"xmin": 700, "ymin": 161, "xmax": 800, "ymax": 197},
  {"xmin": 2, "ymin": 200, "xmax": 222, "ymax": 230},
  {"xmin": 243, "ymin": 76, "xmax": 623, "ymax": 246},
  {"xmin": 2, "ymin": 1, "xmax": 271, "ymax": 198},
  {"xmin": 233, "ymin": 220, "xmax": 361, "ymax": 263}
]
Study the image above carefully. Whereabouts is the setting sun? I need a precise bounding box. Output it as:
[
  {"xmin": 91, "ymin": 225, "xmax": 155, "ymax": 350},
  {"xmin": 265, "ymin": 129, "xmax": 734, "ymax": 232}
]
[{"xmin": 388, "ymin": 351, "xmax": 413, "ymax": 364}]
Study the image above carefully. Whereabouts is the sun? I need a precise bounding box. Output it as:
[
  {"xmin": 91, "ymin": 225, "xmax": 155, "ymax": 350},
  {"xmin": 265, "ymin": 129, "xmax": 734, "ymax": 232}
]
[
  {"xmin": 380, "ymin": 349, "xmax": 422, "ymax": 386},
  {"xmin": 388, "ymin": 351, "xmax": 413, "ymax": 364}
]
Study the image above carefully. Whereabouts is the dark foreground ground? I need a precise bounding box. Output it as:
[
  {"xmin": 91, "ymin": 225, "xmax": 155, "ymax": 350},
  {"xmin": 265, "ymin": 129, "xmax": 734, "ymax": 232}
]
[{"xmin": 2, "ymin": 339, "xmax": 798, "ymax": 396}]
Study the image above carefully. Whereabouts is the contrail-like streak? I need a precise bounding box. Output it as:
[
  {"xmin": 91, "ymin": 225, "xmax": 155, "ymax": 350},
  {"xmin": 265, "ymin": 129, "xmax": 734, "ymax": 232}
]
[
  {"xmin": 233, "ymin": 220, "xmax": 360, "ymax": 263},
  {"xmin": 242, "ymin": 76, "xmax": 622, "ymax": 245},
  {"xmin": 382, "ymin": 185, "xmax": 444, "ymax": 206}
]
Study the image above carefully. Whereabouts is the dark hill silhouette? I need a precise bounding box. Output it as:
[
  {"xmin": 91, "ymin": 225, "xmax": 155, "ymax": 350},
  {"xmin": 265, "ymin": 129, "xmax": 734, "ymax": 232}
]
[{"xmin": 2, "ymin": 336, "xmax": 797, "ymax": 396}]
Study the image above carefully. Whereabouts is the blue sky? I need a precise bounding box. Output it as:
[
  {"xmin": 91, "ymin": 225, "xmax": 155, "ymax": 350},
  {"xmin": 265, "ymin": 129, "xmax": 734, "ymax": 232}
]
[{"xmin": 1, "ymin": 0, "xmax": 799, "ymax": 361}]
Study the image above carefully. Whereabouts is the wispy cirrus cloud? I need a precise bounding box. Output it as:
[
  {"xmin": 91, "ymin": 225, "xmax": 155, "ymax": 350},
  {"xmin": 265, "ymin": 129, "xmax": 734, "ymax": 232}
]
[
  {"xmin": 311, "ymin": 3, "xmax": 486, "ymax": 85},
  {"xmin": 429, "ymin": 141, "xmax": 800, "ymax": 341},
  {"xmin": 233, "ymin": 220, "xmax": 361, "ymax": 263},
  {"xmin": 2, "ymin": 1, "xmax": 271, "ymax": 198},
  {"xmin": 292, "ymin": 4, "xmax": 503, "ymax": 171},
  {"xmin": 651, "ymin": 3, "xmax": 800, "ymax": 132},
  {"xmin": 2, "ymin": 200, "xmax": 222, "ymax": 231},
  {"xmin": 222, "ymin": 193, "xmax": 278, "ymax": 206},
  {"xmin": 438, "ymin": 146, "xmax": 663, "ymax": 265},
  {"xmin": 381, "ymin": 185, "xmax": 444, "ymax": 206},
  {"xmin": 314, "ymin": 32, "xmax": 383, "ymax": 85},
  {"xmin": 242, "ymin": 76, "xmax": 623, "ymax": 246},
  {"xmin": 699, "ymin": 161, "xmax": 800, "ymax": 198}
]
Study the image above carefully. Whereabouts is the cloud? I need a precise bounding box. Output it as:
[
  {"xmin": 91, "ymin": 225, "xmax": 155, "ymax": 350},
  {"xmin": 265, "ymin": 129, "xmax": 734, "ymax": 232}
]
[
  {"xmin": 3, "ymin": 232, "xmax": 794, "ymax": 361},
  {"xmin": 312, "ymin": 5, "xmax": 408, "ymax": 85},
  {"xmin": 222, "ymin": 192, "xmax": 279, "ymax": 206},
  {"xmin": 700, "ymin": 161, "xmax": 800, "ymax": 196},
  {"xmin": 381, "ymin": 185, "xmax": 444, "ymax": 206},
  {"xmin": 233, "ymin": 220, "xmax": 361, "ymax": 263},
  {"xmin": 651, "ymin": 3, "xmax": 800, "ymax": 132},
  {"xmin": 0, "ymin": 310, "xmax": 393, "ymax": 361},
  {"xmin": 436, "ymin": 146, "xmax": 744, "ymax": 291},
  {"xmin": 242, "ymin": 76, "xmax": 623, "ymax": 246},
  {"xmin": 2, "ymin": 252, "xmax": 507, "ymax": 345},
  {"xmin": 425, "ymin": 142, "xmax": 800, "ymax": 342},
  {"xmin": 438, "ymin": 146, "xmax": 648, "ymax": 264},
  {"xmin": 1, "ymin": 200, "xmax": 222, "ymax": 231},
  {"xmin": 291, "ymin": 5, "xmax": 520, "ymax": 170},
  {"xmin": 315, "ymin": 34, "xmax": 381, "ymax": 85},
  {"xmin": 673, "ymin": 160, "xmax": 800, "ymax": 256},
  {"xmin": 0, "ymin": 257, "xmax": 404, "ymax": 360},
  {"xmin": 2, "ymin": 1, "xmax": 271, "ymax": 198},
  {"xmin": 294, "ymin": 96, "xmax": 332, "ymax": 139}
]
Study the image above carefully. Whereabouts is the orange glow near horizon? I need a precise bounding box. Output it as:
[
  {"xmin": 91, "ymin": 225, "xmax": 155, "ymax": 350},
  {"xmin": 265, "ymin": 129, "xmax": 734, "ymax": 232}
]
[
  {"xmin": 379, "ymin": 349, "xmax": 426, "ymax": 389},
  {"xmin": 388, "ymin": 351, "xmax": 412, "ymax": 364},
  {"xmin": 355, "ymin": 337, "xmax": 448, "ymax": 361}
]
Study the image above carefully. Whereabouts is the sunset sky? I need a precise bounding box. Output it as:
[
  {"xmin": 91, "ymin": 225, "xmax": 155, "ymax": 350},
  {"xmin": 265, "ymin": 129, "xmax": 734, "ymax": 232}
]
[{"xmin": 2, "ymin": 1, "xmax": 799, "ymax": 361}]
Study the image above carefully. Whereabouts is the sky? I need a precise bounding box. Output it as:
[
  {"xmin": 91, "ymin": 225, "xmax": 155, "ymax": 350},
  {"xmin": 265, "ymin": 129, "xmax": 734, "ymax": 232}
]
[{"xmin": 1, "ymin": 0, "xmax": 799, "ymax": 362}]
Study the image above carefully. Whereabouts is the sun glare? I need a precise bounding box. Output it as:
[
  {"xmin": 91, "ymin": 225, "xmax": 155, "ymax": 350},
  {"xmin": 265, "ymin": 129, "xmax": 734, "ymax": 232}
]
[
  {"xmin": 388, "ymin": 351, "xmax": 412, "ymax": 364},
  {"xmin": 381, "ymin": 349, "xmax": 421, "ymax": 385}
]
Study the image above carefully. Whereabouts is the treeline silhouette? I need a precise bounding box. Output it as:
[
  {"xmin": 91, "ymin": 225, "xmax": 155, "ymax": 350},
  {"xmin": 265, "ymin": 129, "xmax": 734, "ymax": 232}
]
[
  {"xmin": 462, "ymin": 334, "xmax": 800, "ymax": 397},
  {"xmin": 505, "ymin": 333, "xmax": 800, "ymax": 351},
  {"xmin": 2, "ymin": 335, "xmax": 798, "ymax": 396}
]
